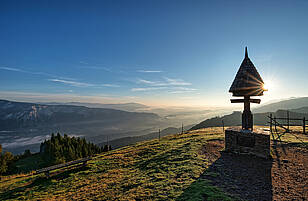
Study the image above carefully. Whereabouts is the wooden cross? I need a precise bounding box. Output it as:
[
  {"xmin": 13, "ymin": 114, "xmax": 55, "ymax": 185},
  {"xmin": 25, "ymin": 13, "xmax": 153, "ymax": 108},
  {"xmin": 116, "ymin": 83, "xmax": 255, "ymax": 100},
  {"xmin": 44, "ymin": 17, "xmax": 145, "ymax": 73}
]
[{"xmin": 231, "ymin": 96, "xmax": 261, "ymax": 130}]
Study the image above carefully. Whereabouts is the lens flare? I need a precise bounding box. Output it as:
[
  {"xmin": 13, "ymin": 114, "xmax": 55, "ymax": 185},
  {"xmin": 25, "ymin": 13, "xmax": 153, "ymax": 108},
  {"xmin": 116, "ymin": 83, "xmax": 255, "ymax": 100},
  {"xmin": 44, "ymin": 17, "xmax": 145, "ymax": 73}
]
[{"xmin": 262, "ymin": 80, "xmax": 274, "ymax": 91}]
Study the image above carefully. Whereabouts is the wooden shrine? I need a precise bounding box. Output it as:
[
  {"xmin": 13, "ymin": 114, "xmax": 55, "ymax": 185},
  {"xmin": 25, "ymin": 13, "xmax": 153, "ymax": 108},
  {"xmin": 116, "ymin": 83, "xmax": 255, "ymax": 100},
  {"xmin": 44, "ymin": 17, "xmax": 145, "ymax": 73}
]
[
  {"xmin": 225, "ymin": 47, "xmax": 270, "ymax": 158},
  {"xmin": 229, "ymin": 47, "xmax": 265, "ymax": 130}
]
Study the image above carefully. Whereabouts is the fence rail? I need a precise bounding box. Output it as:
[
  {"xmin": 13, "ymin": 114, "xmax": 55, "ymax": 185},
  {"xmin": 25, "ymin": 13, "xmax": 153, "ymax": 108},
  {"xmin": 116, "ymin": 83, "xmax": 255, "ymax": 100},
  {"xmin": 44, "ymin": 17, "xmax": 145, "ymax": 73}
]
[
  {"xmin": 35, "ymin": 156, "xmax": 92, "ymax": 177},
  {"xmin": 268, "ymin": 111, "xmax": 307, "ymax": 134}
]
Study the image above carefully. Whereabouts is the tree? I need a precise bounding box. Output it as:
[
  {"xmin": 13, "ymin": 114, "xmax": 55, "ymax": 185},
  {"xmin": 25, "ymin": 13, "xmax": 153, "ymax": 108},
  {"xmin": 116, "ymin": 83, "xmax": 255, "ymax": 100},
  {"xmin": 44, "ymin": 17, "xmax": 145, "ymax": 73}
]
[
  {"xmin": 0, "ymin": 151, "xmax": 14, "ymax": 175},
  {"xmin": 23, "ymin": 149, "xmax": 31, "ymax": 157},
  {"xmin": 39, "ymin": 133, "xmax": 102, "ymax": 165}
]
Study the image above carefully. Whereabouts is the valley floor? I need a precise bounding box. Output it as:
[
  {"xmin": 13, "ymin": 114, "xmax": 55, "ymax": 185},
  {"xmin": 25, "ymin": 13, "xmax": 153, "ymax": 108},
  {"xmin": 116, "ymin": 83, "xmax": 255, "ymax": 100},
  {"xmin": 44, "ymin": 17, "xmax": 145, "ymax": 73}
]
[{"xmin": 0, "ymin": 126, "xmax": 307, "ymax": 200}]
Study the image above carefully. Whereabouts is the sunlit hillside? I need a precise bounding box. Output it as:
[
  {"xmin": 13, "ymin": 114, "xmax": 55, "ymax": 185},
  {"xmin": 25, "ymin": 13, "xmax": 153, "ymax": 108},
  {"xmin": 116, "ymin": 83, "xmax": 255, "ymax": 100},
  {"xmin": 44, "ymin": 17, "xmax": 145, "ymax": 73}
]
[{"xmin": 0, "ymin": 127, "xmax": 307, "ymax": 200}]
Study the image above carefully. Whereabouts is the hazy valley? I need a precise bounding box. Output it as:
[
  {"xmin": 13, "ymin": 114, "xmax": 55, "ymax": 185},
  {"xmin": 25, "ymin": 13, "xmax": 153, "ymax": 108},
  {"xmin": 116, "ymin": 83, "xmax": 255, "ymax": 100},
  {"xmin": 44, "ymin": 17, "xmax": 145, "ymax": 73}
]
[{"xmin": 1, "ymin": 97, "xmax": 308, "ymax": 154}]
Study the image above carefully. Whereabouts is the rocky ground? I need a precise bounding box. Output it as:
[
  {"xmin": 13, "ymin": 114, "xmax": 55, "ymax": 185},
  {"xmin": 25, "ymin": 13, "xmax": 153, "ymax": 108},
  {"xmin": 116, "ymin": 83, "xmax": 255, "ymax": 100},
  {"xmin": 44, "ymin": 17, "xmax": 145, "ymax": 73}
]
[{"xmin": 201, "ymin": 139, "xmax": 308, "ymax": 201}]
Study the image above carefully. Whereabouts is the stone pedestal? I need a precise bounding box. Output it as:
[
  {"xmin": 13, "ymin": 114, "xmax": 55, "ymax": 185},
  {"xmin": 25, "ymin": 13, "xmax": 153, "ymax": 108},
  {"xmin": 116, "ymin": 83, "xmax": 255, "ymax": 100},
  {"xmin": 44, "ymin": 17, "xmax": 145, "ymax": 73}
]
[{"xmin": 225, "ymin": 128, "xmax": 270, "ymax": 158}]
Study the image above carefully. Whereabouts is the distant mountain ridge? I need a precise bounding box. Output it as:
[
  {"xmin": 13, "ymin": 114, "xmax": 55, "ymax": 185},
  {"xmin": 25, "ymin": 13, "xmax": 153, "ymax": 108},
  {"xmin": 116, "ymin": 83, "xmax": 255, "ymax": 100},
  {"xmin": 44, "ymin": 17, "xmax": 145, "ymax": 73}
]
[
  {"xmin": 253, "ymin": 97, "xmax": 308, "ymax": 113},
  {"xmin": 191, "ymin": 109, "xmax": 308, "ymax": 130},
  {"xmin": 0, "ymin": 99, "xmax": 164, "ymax": 154},
  {"xmin": 191, "ymin": 97, "xmax": 308, "ymax": 131},
  {"xmin": 0, "ymin": 99, "xmax": 159, "ymax": 130},
  {"xmin": 37, "ymin": 101, "xmax": 149, "ymax": 112}
]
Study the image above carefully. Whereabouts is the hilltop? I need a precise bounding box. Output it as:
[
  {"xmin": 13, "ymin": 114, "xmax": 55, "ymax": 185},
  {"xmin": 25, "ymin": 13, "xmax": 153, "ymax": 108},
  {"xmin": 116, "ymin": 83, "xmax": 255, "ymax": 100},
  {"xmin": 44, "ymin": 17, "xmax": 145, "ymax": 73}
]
[{"xmin": 0, "ymin": 127, "xmax": 307, "ymax": 200}]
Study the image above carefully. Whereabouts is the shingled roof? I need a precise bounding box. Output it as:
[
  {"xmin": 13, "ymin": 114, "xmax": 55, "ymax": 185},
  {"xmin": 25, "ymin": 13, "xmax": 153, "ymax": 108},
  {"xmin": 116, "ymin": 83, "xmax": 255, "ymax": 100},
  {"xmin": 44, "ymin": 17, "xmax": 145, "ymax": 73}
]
[{"xmin": 229, "ymin": 47, "xmax": 264, "ymax": 97}]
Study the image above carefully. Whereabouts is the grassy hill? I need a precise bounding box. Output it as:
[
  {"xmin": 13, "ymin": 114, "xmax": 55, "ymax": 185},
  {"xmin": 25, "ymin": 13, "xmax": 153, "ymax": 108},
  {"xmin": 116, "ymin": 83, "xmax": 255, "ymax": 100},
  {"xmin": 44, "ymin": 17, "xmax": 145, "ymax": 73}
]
[
  {"xmin": 98, "ymin": 126, "xmax": 193, "ymax": 149},
  {"xmin": 0, "ymin": 128, "xmax": 231, "ymax": 200},
  {"xmin": 1, "ymin": 127, "xmax": 307, "ymax": 200}
]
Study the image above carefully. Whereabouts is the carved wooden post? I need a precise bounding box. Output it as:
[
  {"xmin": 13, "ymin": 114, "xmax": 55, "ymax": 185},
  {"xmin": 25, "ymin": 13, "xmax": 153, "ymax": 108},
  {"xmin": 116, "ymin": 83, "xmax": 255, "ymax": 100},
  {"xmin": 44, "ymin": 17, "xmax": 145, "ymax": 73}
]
[
  {"xmin": 242, "ymin": 96, "xmax": 253, "ymax": 130},
  {"xmin": 225, "ymin": 47, "xmax": 270, "ymax": 158},
  {"xmin": 229, "ymin": 47, "xmax": 265, "ymax": 131}
]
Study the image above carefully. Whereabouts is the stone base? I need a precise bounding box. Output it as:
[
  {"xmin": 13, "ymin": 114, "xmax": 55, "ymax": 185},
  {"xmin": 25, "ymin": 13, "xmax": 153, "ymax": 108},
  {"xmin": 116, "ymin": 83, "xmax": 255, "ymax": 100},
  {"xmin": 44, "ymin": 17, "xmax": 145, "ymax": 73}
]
[{"xmin": 225, "ymin": 128, "xmax": 270, "ymax": 159}]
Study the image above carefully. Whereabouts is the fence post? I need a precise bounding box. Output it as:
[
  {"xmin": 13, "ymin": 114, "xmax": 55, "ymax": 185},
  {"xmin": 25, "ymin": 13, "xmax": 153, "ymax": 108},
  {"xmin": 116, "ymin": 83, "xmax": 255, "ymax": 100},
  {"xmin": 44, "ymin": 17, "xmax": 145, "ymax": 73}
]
[
  {"xmin": 181, "ymin": 123, "xmax": 184, "ymax": 134},
  {"xmin": 222, "ymin": 120, "xmax": 224, "ymax": 132},
  {"xmin": 274, "ymin": 116, "xmax": 277, "ymax": 133},
  {"xmin": 287, "ymin": 110, "xmax": 290, "ymax": 131},
  {"xmin": 159, "ymin": 129, "xmax": 161, "ymax": 141},
  {"xmin": 269, "ymin": 113, "xmax": 272, "ymax": 133},
  {"xmin": 107, "ymin": 136, "xmax": 109, "ymax": 151},
  {"xmin": 303, "ymin": 118, "xmax": 306, "ymax": 134}
]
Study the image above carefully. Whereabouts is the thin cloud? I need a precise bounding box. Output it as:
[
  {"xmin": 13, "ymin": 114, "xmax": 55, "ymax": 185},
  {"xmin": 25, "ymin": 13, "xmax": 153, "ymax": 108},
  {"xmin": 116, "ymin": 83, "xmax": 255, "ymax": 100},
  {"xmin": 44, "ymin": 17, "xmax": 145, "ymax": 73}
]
[
  {"xmin": 0, "ymin": 66, "xmax": 24, "ymax": 72},
  {"xmin": 0, "ymin": 65, "xmax": 119, "ymax": 88},
  {"xmin": 0, "ymin": 91, "xmax": 121, "ymax": 103},
  {"xmin": 100, "ymin": 84, "xmax": 120, "ymax": 87},
  {"xmin": 131, "ymin": 86, "xmax": 196, "ymax": 93},
  {"xmin": 164, "ymin": 77, "xmax": 192, "ymax": 86},
  {"xmin": 137, "ymin": 77, "xmax": 192, "ymax": 87},
  {"xmin": 174, "ymin": 87, "xmax": 197, "ymax": 91},
  {"xmin": 170, "ymin": 90, "xmax": 195, "ymax": 94},
  {"xmin": 48, "ymin": 79, "xmax": 120, "ymax": 88},
  {"xmin": 138, "ymin": 79, "xmax": 162, "ymax": 86},
  {"xmin": 169, "ymin": 87, "xmax": 197, "ymax": 94},
  {"xmin": 137, "ymin": 70, "xmax": 162, "ymax": 73},
  {"xmin": 131, "ymin": 87, "xmax": 166, "ymax": 92},
  {"xmin": 79, "ymin": 61, "xmax": 89, "ymax": 65},
  {"xmin": 79, "ymin": 65, "xmax": 112, "ymax": 72},
  {"xmin": 0, "ymin": 66, "xmax": 75, "ymax": 80},
  {"xmin": 49, "ymin": 79, "xmax": 94, "ymax": 87},
  {"xmin": 78, "ymin": 61, "xmax": 112, "ymax": 72}
]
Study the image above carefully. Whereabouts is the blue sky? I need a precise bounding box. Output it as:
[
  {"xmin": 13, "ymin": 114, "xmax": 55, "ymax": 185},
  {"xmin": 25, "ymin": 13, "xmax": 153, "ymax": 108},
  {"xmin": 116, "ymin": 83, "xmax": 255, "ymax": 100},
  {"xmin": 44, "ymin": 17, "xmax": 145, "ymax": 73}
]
[{"xmin": 0, "ymin": 0, "xmax": 308, "ymax": 107}]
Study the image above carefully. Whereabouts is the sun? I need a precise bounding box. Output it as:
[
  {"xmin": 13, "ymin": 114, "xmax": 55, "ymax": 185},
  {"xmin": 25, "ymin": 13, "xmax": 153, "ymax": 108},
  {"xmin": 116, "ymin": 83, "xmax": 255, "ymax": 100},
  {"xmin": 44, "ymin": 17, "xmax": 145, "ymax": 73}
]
[{"xmin": 262, "ymin": 80, "xmax": 274, "ymax": 91}]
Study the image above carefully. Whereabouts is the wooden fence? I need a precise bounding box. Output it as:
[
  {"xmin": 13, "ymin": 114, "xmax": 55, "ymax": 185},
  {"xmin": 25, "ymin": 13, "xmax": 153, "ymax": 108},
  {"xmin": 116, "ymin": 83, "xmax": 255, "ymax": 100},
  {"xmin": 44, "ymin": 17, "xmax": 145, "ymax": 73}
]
[
  {"xmin": 268, "ymin": 112, "xmax": 307, "ymax": 134},
  {"xmin": 35, "ymin": 156, "xmax": 91, "ymax": 177}
]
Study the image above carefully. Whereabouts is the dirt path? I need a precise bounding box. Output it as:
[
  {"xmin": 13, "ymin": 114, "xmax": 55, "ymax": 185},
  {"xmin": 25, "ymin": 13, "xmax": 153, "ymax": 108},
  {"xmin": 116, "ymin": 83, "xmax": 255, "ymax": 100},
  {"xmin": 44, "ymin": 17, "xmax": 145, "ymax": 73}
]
[{"xmin": 201, "ymin": 140, "xmax": 308, "ymax": 201}]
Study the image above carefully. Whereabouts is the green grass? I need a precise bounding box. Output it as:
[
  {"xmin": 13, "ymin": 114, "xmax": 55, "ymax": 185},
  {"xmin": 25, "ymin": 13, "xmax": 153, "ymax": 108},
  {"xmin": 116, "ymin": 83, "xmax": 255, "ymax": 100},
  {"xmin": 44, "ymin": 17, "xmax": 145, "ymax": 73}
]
[
  {"xmin": 269, "ymin": 126, "xmax": 308, "ymax": 145},
  {"xmin": 176, "ymin": 179, "xmax": 232, "ymax": 201},
  {"xmin": 13, "ymin": 153, "xmax": 48, "ymax": 173},
  {"xmin": 1, "ymin": 126, "xmax": 306, "ymax": 200},
  {"xmin": 0, "ymin": 127, "xmax": 229, "ymax": 200}
]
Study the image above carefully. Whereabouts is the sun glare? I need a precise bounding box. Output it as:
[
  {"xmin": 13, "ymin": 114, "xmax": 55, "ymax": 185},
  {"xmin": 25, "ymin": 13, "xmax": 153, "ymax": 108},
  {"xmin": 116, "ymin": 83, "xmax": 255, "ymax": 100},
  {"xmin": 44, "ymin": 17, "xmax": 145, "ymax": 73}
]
[{"xmin": 263, "ymin": 80, "xmax": 274, "ymax": 91}]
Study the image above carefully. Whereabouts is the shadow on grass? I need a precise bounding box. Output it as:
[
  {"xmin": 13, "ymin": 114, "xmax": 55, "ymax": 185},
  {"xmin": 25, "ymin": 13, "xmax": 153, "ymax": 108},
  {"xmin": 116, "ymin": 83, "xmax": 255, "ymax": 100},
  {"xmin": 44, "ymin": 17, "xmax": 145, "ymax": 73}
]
[
  {"xmin": 0, "ymin": 165, "xmax": 89, "ymax": 200},
  {"xmin": 271, "ymin": 131, "xmax": 288, "ymax": 168},
  {"xmin": 177, "ymin": 152, "xmax": 273, "ymax": 201}
]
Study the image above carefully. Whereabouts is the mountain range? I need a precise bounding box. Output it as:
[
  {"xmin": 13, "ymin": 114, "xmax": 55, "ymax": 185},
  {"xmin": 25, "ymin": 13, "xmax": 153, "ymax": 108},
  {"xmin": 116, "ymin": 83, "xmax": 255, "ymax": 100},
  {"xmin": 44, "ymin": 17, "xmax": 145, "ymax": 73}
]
[
  {"xmin": 37, "ymin": 101, "xmax": 149, "ymax": 112},
  {"xmin": 1, "ymin": 97, "xmax": 308, "ymax": 154},
  {"xmin": 0, "ymin": 100, "xmax": 159, "ymax": 130},
  {"xmin": 0, "ymin": 100, "xmax": 162, "ymax": 154},
  {"xmin": 253, "ymin": 97, "xmax": 308, "ymax": 113}
]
